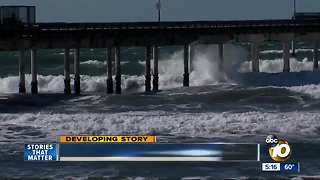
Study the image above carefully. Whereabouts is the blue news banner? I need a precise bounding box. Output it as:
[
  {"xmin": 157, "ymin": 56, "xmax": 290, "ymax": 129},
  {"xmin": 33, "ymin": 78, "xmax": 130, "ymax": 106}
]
[
  {"xmin": 24, "ymin": 144, "xmax": 57, "ymax": 161},
  {"xmin": 24, "ymin": 143, "xmax": 259, "ymax": 162}
]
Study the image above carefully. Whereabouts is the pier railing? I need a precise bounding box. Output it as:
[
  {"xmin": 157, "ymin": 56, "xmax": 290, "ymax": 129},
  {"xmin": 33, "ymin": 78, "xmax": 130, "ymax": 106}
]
[
  {"xmin": 0, "ymin": 19, "xmax": 319, "ymax": 40},
  {"xmin": 0, "ymin": 19, "xmax": 320, "ymax": 34},
  {"xmin": 23, "ymin": 19, "xmax": 320, "ymax": 30}
]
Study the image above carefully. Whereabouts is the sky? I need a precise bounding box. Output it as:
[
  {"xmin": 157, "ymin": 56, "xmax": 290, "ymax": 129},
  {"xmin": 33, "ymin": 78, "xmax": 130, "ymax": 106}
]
[{"xmin": 1, "ymin": 0, "xmax": 320, "ymax": 22}]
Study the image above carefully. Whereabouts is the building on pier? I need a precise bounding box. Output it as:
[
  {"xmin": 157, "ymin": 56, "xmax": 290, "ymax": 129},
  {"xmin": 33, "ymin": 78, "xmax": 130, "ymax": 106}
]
[{"xmin": 0, "ymin": 6, "xmax": 35, "ymax": 24}]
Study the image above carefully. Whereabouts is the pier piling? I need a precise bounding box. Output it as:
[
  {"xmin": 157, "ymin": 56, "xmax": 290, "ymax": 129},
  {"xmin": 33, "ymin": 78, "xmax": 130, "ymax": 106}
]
[
  {"xmin": 107, "ymin": 47, "xmax": 114, "ymax": 94},
  {"xmin": 74, "ymin": 48, "xmax": 81, "ymax": 94},
  {"xmin": 64, "ymin": 48, "xmax": 71, "ymax": 94},
  {"xmin": 153, "ymin": 46, "xmax": 159, "ymax": 91},
  {"xmin": 145, "ymin": 46, "xmax": 151, "ymax": 92},
  {"xmin": 313, "ymin": 41, "xmax": 319, "ymax": 70},
  {"xmin": 218, "ymin": 43, "xmax": 224, "ymax": 71},
  {"xmin": 291, "ymin": 41, "xmax": 296, "ymax": 57},
  {"xmin": 283, "ymin": 41, "xmax": 290, "ymax": 72},
  {"xmin": 18, "ymin": 50, "xmax": 26, "ymax": 93},
  {"xmin": 189, "ymin": 45, "xmax": 194, "ymax": 73},
  {"xmin": 183, "ymin": 45, "xmax": 190, "ymax": 87},
  {"xmin": 115, "ymin": 46, "xmax": 121, "ymax": 94},
  {"xmin": 30, "ymin": 49, "xmax": 38, "ymax": 94},
  {"xmin": 251, "ymin": 42, "xmax": 259, "ymax": 72}
]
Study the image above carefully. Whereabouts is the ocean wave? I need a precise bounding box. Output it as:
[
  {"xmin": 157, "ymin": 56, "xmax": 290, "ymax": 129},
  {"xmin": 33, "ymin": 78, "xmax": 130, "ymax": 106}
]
[
  {"xmin": 1, "ymin": 70, "xmax": 320, "ymax": 97},
  {"xmin": 0, "ymin": 111, "xmax": 319, "ymax": 144},
  {"xmin": 238, "ymin": 58, "xmax": 313, "ymax": 73},
  {"xmin": 80, "ymin": 60, "xmax": 129, "ymax": 66},
  {"xmin": 0, "ymin": 45, "xmax": 319, "ymax": 94},
  {"xmin": 292, "ymin": 175, "xmax": 320, "ymax": 180},
  {"xmin": 260, "ymin": 48, "xmax": 314, "ymax": 54},
  {"xmin": 0, "ymin": 74, "xmax": 147, "ymax": 94},
  {"xmin": 0, "ymin": 45, "xmax": 242, "ymax": 93},
  {"xmin": 80, "ymin": 60, "xmax": 106, "ymax": 66},
  {"xmin": 287, "ymin": 84, "xmax": 320, "ymax": 99}
]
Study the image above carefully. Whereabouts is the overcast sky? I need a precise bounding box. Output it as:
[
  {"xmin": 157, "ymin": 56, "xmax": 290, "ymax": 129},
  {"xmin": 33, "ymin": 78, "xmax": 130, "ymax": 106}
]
[{"xmin": 1, "ymin": 0, "xmax": 320, "ymax": 22}]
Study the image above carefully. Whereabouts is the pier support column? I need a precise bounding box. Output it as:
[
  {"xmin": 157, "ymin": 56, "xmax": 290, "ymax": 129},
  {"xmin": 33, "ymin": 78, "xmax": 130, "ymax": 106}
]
[
  {"xmin": 153, "ymin": 46, "xmax": 159, "ymax": 91},
  {"xmin": 115, "ymin": 46, "xmax": 121, "ymax": 94},
  {"xmin": 145, "ymin": 46, "xmax": 151, "ymax": 92},
  {"xmin": 64, "ymin": 48, "xmax": 71, "ymax": 94},
  {"xmin": 30, "ymin": 49, "xmax": 38, "ymax": 94},
  {"xmin": 107, "ymin": 47, "xmax": 114, "ymax": 94},
  {"xmin": 218, "ymin": 43, "xmax": 224, "ymax": 71},
  {"xmin": 183, "ymin": 44, "xmax": 190, "ymax": 87},
  {"xmin": 251, "ymin": 42, "xmax": 259, "ymax": 72},
  {"xmin": 74, "ymin": 48, "xmax": 81, "ymax": 94},
  {"xmin": 291, "ymin": 41, "xmax": 296, "ymax": 57},
  {"xmin": 18, "ymin": 50, "xmax": 26, "ymax": 93},
  {"xmin": 313, "ymin": 41, "xmax": 319, "ymax": 70},
  {"xmin": 189, "ymin": 45, "xmax": 194, "ymax": 73},
  {"xmin": 283, "ymin": 41, "xmax": 290, "ymax": 72}
]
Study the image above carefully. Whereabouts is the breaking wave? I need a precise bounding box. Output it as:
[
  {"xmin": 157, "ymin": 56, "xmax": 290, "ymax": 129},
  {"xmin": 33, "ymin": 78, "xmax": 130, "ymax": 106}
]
[{"xmin": 0, "ymin": 45, "xmax": 318, "ymax": 94}]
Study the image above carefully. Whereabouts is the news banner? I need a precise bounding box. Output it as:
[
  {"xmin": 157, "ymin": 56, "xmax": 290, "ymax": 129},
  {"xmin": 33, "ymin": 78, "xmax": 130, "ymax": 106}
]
[{"xmin": 24, "ymin": 135, "xmax": 300, "ymax": 172}]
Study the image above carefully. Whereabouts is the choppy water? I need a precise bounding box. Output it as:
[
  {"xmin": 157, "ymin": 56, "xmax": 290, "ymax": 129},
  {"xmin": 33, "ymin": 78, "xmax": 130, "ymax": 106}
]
[{"xmin": 0, "ymin": 42, "xmax": 320, "ymax": 179}]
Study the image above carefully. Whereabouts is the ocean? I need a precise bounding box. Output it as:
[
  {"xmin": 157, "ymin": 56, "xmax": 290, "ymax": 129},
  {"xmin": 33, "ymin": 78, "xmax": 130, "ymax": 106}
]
[{"xmin": 0, "ymin": 42, "xmax": 320, "ymax": 179}]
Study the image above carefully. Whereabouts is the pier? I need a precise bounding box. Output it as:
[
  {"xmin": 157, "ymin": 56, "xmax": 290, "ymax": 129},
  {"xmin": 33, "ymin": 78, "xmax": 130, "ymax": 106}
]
[{"xmin": 1, "ymin": 7, "xmax": 320, "ymax": 94}]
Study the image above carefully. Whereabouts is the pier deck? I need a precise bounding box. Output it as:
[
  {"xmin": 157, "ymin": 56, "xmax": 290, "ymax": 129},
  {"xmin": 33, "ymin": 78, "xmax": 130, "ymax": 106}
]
[{"xmin": 1, "ymin": 19, "xmax": 320, "ymax": 50}]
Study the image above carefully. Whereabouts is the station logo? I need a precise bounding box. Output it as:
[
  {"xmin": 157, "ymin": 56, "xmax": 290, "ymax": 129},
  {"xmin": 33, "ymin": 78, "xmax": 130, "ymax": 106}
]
[{"xmin": 265, "ymin": 135, "xmax": 291, "ymax": 162}]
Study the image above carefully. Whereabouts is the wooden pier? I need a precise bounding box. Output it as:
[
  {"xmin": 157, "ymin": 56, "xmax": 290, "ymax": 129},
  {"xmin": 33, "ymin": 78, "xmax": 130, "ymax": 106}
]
[{"xmin": 1, "ymin": 19, "xmax": 320, "ymax": 94}]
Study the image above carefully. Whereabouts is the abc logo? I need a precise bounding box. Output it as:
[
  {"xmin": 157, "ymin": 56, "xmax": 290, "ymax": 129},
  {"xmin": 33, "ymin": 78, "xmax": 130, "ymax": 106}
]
[
  {"xmin": 265, "ymin": 135, "xmax": 278, "ymax": 147},
  {"xmin": 265, "ymin": 135, "xmax": 291, "ymax": 162}
]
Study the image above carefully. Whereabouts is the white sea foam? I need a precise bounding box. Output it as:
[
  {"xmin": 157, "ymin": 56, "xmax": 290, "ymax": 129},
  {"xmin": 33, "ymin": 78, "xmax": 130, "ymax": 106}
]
[
  {"xmin": 0, "ymin": 74, "xmax": 145, "ymax": 93},
  {"xmin": 238, "ymin": 58, "xmax": 313, "ymax": 73},
  {"xmin": 80, "ymin": 60, "xmax": 106, "ymax": 66},
  {"xmin": 291, "ymin": 175, "xmax": 320, "ymax": 180},
  {"xmin": 0, "ymin": 111, "xmax": 319, "ymax": 144},
  {"xmin": 260, "ymin": 48, "xmax": 315, "ymax": 54},
  {"xmin": 80, "ymin": 60, "xmax": 129, "ymax": 66},
  {"xmin": 151, "ymin": 44, "xmax": 246, "ymax": 89},
  {"xmin": 287, "ymin": 84, "xmax": 320, "ymax": 99}
]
